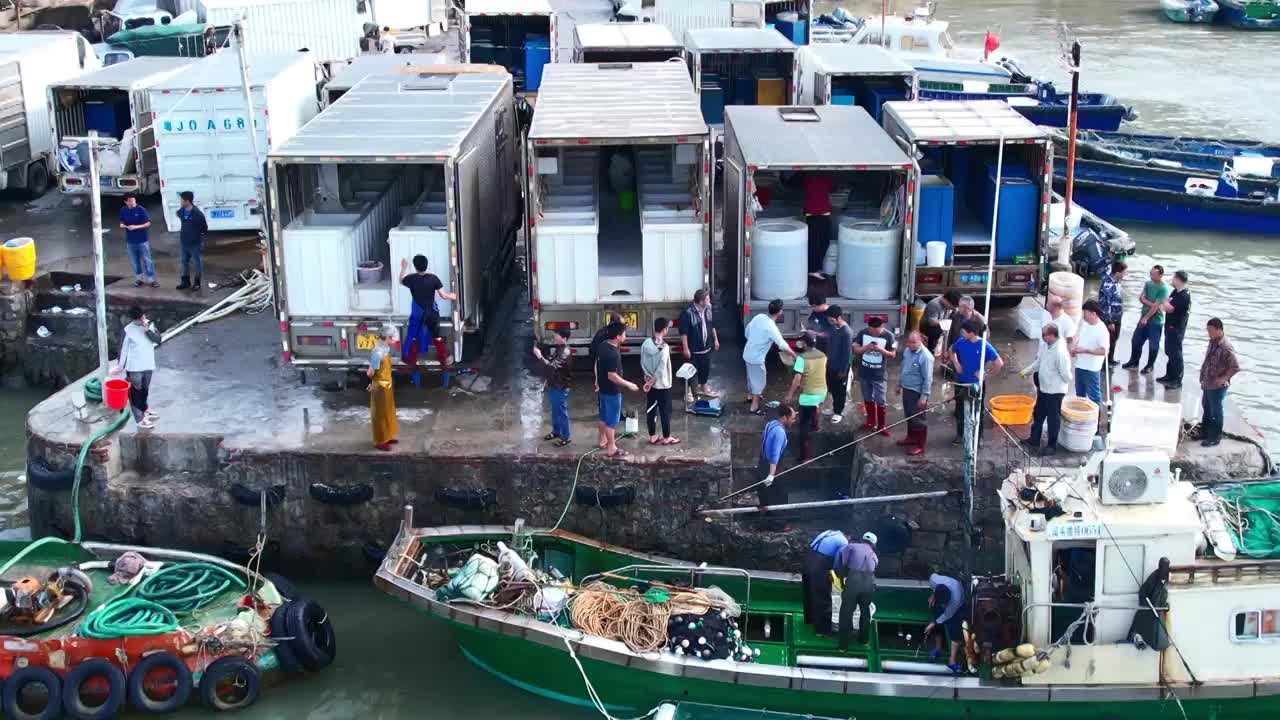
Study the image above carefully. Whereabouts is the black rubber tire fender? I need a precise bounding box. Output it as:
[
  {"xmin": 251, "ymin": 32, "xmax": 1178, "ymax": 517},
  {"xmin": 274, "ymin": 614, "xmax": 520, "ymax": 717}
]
[
  {"xmin": 433, "ymin": 487, "xmax": 497, "ymax": 510},
  {"xmin": 198, "ymin": 656, "xmax": 261, "ymax": 712},
  {"xmin": 284, "ymin": 599, "xmax": 337, "ymax": 672},
  {"xmin": 307, "ymin": 482, "xmax": 374, "ymax": 506},
  {"xmin": 62, "ymin": 658, "xmax": 126, "ymax": 720},
  {"xmin": 229, "ymin": 483, "xmax": 286, "ymax": 508},
  {"xmin": 126, "ymin": 650, "xmax": 193, "ymax": 714},
  {"xmin": 269, "ymin": 603, "xmax": 305, "ymax": 673},
  {"xmin": 3, "ymin": 666, "xmax": 63, "ymax": 720},
  {"xmin": 264, "ymin": 571, "xmax": 301, "ymax": 602},
  {"xmin": 26, "ymin": 457, "xmax": 91, "ymax": 492}
]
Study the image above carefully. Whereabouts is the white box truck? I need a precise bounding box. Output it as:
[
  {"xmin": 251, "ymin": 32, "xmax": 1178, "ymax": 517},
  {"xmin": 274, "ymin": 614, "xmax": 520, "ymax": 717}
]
[
  {"xmin": 650, "ymin": 0, "xmax": 765, "ymax": 43},
  {"xmin": 797, "ymin": 44, "xmax": 917, "ymax": 121},
  {"xmin": 461, "ymin": 0, "xmax": 557, "ymax": 94},
  {"xmin": 195, "ymin": 0, "xmax": 365, "ymax": 65},
  {"xmin": 527, "ymin": 62, "xmax": 710, "ymax": 350},
  {"xmin": 723, "ymin": 105, "xmax": 917, "ymax": 335},
  {"xmin": 684, "ymin": 28, "xmax": 800, "ymax": 113},
  {"xmin": 880, "ymin": 100, "xmax": 1052, "ymax": 299},
  {"xmin": 267, "ymin": 67, "xmax": 521, "ymax": 368},
  {"xmin": 149, "ymin": 51, "xmax": 321, "ymax": 233},
  {"xmin": 51, "ymin": 57, "xmax": 194, "ymax": 196},
  {"xmin": 0, "ymin": 31, "xmax": 98, "ymax": 196},
  {"xmin": 572, "ymin": 23, "xmax": 682, "ymax": 64}
]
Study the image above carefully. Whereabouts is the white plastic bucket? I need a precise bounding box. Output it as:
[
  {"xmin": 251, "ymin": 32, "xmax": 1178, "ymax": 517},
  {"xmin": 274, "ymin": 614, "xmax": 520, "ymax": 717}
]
[
  {"xmin": 926, "ymin": 241, "xmax": 947, "ymax": 267},
  {"xmin": 1059, "ymin": 397, "xmax": 1099, "ymax": 452}
]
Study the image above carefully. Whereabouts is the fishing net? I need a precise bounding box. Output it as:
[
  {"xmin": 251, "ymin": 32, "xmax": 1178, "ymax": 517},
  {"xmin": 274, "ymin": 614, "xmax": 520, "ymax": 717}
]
[{"xmin": 1215, "ymin": 482, "xmax": 1280, "ymax": 559}]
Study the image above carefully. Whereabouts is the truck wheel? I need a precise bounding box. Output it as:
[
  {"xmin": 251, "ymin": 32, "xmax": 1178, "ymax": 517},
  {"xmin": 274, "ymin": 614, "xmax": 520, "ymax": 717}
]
[{"xmin": 26, "ymin": 162, "xmax": 50, "ymax": 199}]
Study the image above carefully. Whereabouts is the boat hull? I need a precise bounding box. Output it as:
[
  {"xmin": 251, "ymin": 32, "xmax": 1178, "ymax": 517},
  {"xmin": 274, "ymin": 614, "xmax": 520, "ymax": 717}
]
[
  {"xmin": 1216, "ymin": 0, "xmax": 1280, "ymax": 27},
  {"xmin": 1058, "ymin": 182, "xmax": 1280, "ymax": 234},
  {"xmin": 1012, "ymin": 103, "xmax": 1129, "ymax": 131}
]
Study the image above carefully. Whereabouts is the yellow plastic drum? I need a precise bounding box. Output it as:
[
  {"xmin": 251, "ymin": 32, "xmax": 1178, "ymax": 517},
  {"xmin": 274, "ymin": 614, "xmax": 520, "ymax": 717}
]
[
  {"xmin": 989, "ymin": 395, "xmax": 1035, "ymax": 425},
  {"xmin": 3, "ymin": 237, "xmax": 36, "ymax": 281}
]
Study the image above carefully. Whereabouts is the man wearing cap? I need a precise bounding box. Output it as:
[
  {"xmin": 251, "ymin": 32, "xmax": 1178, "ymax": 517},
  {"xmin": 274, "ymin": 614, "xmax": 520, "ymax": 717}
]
[
  {"xmin": 802, "ymin": 529, "xmax": 849, "ymax": 636},
  {"xmin": 834, "ymin": 531, "xmax": 879, "ymax": 650}
]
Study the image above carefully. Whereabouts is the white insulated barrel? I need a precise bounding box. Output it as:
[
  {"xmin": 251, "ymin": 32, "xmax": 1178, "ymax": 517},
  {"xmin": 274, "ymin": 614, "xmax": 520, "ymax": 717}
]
[
  {"xmin": 837, "ymin": 221, "xmax": 901, "ymax": 301},
  {"xmin": 751, "ymin": 221, "xmax": 808, "ymax": 300}
]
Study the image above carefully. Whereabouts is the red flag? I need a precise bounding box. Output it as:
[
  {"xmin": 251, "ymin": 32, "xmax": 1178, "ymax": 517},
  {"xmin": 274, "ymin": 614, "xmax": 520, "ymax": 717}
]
[{"xmin": 984, "ymin": 31, "xmax": 1001, "ymax": 59}]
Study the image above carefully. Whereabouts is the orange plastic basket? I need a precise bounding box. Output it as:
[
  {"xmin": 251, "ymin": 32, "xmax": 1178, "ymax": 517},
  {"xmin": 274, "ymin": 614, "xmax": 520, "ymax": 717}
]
[{"xmin": 989, "ymin": 394, "xmax": 1035, "ymax": 425}]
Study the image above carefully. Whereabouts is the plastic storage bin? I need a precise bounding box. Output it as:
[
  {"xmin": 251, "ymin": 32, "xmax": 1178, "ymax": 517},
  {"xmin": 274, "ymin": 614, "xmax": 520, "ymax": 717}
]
[
  {"xmin": 831, "ymin": 93, "xmax": 855, "ymax": 106},
  {"xmin": 917, "ymin": 175, "xmax": 955, "ymax": 255},
  {"xmin": 700, "ymin": 82, "xmax": 725, "ymax": 124},
  {"xmin": 982, "ymin": 170, "xmax": 1038, "ymax": 263},
  {"xmin": 755, "ymin": 72, "xmax": 786, "ymax": 105},
  {"xmin": 524, "ymin": 36, "xmax": 551, "ymax": 92}
]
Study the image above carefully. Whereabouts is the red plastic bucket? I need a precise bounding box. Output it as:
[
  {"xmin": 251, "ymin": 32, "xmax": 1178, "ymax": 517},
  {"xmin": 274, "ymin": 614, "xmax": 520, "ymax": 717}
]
[{"xmin": 103, "ymin": 378, "xmax": 130, "ymax": 411}]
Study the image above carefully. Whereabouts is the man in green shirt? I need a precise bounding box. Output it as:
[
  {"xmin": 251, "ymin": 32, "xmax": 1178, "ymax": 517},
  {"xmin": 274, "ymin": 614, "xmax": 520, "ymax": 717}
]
[
  {"xmin": 785, "ymin": 338, "xmax": 828, "ymax": 463},
  {"xmin": 1123, "ymin": 264, "xmax": 1170, "ymax": 374}
]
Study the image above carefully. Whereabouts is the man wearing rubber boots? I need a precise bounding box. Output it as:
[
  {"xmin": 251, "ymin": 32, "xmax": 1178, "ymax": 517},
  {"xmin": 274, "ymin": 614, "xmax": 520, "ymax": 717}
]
[{"xmin": 400, "ymin": 255, "xmax": 457, "ymax": 382}]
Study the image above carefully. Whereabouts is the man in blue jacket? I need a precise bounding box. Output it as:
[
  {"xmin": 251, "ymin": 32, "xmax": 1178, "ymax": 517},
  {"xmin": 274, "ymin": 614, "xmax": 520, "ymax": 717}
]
[
  {"xmin": 119, "ymin": 194, "xmax": 156, "ymax": 287},
  {"xmin": 175, "ymin": 191, "xmax": 208, "ymax": 291}
]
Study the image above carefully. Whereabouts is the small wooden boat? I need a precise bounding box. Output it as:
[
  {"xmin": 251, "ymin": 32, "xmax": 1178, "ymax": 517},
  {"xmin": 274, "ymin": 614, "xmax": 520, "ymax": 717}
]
[
  {"xmin": 1216, "ymin": 0, "xmax": 1280, "ymax": 27},
  {"xmin": 1162, "ymin": 0, "xmax": 1220, "ymax": 22},
  {"xmin": 1071, "ymin": 130, "xmax": 1280, "ymax": 178}
]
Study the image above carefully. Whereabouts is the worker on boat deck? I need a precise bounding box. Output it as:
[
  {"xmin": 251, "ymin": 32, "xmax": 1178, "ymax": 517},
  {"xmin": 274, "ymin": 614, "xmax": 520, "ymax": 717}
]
[
  {"xmin": 755, "ymin": 403, "xmax": 797, "ymax": 531},
  {"xmin": 835, "ymin": 532, "xmax": 878, "ymax": 651},
  {"xmin": 801, "ymin": 530, "xmax": 849, "ymax": 637},
  {"xmin": 400, "ymin": 255, "xmax": 457, "ymax": 378},
  {"xmin": 368, "ymin": 324, "xmax": 400, "ymax": 452},
  {"xmin": 926, "ymin": 572, "xmax": 967, "ymax": 674}
]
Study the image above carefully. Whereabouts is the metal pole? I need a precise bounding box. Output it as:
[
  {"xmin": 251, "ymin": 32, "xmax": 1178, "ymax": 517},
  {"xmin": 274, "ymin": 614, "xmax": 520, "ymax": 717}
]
[
  {"xmin": 234, "ymin": 19, "xmax": 266, "ymax": 226},
  {"xmin": 87, "ymin": 131, "xmax": 110, "ymax": 383},
  {"xmin": 698, "ymin": 490, "xmax": 956, "ymax": 517},
  {"xmin": 1059, "ymin": 41, "xmax": 1082, "ymax": 268}
]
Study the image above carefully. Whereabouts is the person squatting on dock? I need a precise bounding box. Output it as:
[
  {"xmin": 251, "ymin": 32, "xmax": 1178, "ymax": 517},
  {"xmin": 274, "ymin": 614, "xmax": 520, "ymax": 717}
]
[
  {"xmin": 112, "ymin": 306, "xmax": 161, "ymax": 429},
  {"xmin": 640, "ymin": 318, "xmax": 679, "ymax": 446},
  {"xmin": 399, "ymin": 255, "xmax": 457, "ymax": 375},
  {"xmin": 896, "ymin": 331, "xmax": 934, "ymax": 456},
  {"xmin": 175, "ymin": 191, "xmax": 208, "ymax": 292},
  {"xmin": 756, "ymin": 403, "xmax": 797, "ymax": 531},
  {"xmin": 835, "ymin": 532, "xmax": 879, "ymax": 651},
  {"xmin": 950, "ymin": 320, "xmax": 1003, "ymax": 445},
  {"xmin": 1097, "ymin": 261, "xmax": 1127, "ymax": 366},
  {"xmin": 785, "ymin": 337, "xmax": 828, "ymax": 463},
  {"xmin": 802, "ymin": 530, "xmax": 849, "ymax": 637},
  {"xmin": 679, "ymin": 289, "xmax": 720, "ymax": 403},
  {"xmin": 1199, "ymin": 318, "xmax": 1240, "ymax": 448},
  {"xmin": 367, "ymin": 324, "xmax": 399, "ymax": 451},
  {"xmin": 1124, "ymin": 264, "xmax": 1169, "ymax": 374},
  {"xmin": 1158, "ymin": 271, "xmax": 1192, "ymax": 390},
  {"xmin": 853, "ymin": 317, "xmax": 896, "ymax": 436},
  {"xmin": 119, "ymin": 193, "xmax": 157, "ymax": 288},
  {"xmin": 926, "ymin": 572, "xmax": 967, "ymax": 674},
  {"xmin": 532, "ymin": 327, "xmax": 573, "ymax": 447},
  {"xmin": 1020, "ymin": 321, "xmax": 1072, "ymax": 456},
  {"xmin": 743, "ymin": 299, "xmax": 793, "ymax": 416}
]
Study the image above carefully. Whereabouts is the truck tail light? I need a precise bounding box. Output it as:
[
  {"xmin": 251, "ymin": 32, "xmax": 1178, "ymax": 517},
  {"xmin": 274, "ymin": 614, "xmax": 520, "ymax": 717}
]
[
  {"xmin": 64, "ymin": 177, "xmax": 82, "ymax": 186},
  {"xmin": 863, "ymin": 313, "xmax": 889, "ymax": 325},
  {"xmin": 1006, "ymin": 271, "xmax": 1031, "ymax": 283},
  {"xmin": 544, "ymin": 321, "xmax": 578, "ymax": 330},
  {"xmin": 918, "ymin": 271, "xmax": 944, "ymax": 284}
]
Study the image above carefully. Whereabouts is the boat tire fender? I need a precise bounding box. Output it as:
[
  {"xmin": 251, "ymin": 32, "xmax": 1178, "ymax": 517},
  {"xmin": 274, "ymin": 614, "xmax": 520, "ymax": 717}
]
[
  {"xmin": 229, "ymin": 483, "xmax": 286, "ymax": 509},
  {"xmin": 269, "ymin": 604, "xmax": 305, "ymax": 673},
  {"xmin": 433, "ymin": 487, "xmax": 497, "ymax": 511},
  {"xmin": 26, "ymin": 457, "xmax": 91, "ymax": 492},
  {"xmin": 198, "ymin": 657, "xmax": 260, "ymax": 712},
  {"xmin": 127, "ymin": 651, "xmax": 193, "ymax": 714},
  {"xmin": 62, "ymin": 658, "xmax": 126, "ymax": 720},
  {"xmin": 284, "ymin": 599, "xmax": 337, "ymax": 671},
  {"xmin": 264, "ymin": 572, "xmax": 301, "ymax": 602},
  {"xmin": 4, "ymin": 666, "xmax": 63, "ymax": 720},
  {"xmin": 308, "ymin": 482, "xmax": 374, "ymax": 506}
]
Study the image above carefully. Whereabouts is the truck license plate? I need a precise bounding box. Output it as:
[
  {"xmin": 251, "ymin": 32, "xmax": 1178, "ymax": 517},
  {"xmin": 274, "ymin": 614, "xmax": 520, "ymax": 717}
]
[
  {"xmin": 620, "ymin": 312, "xmax": 639, "ymax": 329},
  {"xmin": 355, "ymin": 333, "xmax": 378, "ymax": 351},
  {"xmin": 99, "ymin": 177, "xmax": 113, "ymax": 188},
  {"xmin": 210, "ymin": 208, "xmax": 235, "ymax": 219},
  {"xmin": 960, "ymin": 273, "xmax": 988, "ymax": 285}
]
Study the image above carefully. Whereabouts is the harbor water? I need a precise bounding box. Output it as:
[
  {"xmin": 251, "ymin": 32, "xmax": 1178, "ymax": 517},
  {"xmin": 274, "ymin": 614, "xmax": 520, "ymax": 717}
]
[{"xmin": 1, "ymin": 0, "xmax": 1278, "ymax": 716}]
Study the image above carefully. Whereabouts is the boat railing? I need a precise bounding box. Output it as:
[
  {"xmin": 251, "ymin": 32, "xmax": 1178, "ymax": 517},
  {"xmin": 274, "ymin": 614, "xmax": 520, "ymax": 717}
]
[
  {"xmin": 581, "ymin": 564, "xmax": 753, "ymax": 626},
  {"xmin": 1168, "ymin": 560, "xmax": 1280, "ymax": 586},
  {"xmin": 1019, "ymin": 601, "xmax": 1166, "ymax": 645}
]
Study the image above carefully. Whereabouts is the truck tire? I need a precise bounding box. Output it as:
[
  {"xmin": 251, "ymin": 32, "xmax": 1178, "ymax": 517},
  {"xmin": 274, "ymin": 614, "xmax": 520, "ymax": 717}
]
[{"xmin": 26, "ymin": 162, "xmax": 50, "ymax": 199}]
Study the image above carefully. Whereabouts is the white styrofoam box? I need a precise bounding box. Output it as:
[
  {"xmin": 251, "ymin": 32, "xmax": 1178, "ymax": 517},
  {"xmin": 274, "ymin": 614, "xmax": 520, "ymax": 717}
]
[
  {"xmin": 642, "ymin": 219, "xmax": 703, "ymax": 302},
  {"xmin": 389, "ymin": 218, "xmax": 451, "ymax": 318},
  {"xmin": 537, "ymin": 218, "xmax": 599, "ymax": 304},
  {"xmin": 1109, "ymin": 397, "xmax": 1183, "ymax": 457},
  {"xmin": 282, "ymin": 212, "xmax": 359, "ymax": 317}
]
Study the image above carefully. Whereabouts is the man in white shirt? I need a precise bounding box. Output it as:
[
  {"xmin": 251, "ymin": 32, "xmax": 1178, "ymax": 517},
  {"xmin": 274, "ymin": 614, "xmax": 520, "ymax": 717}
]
[
  {"xmin": 743, "ymin": 299, "xmax": 794, "ymax": 415},
  {"xmin": 1041, "ymin": 297, "xmax": 1077, "ymax": 348},
  {"xmin": 1019, "ymin": 322, "xmax": 1072, "ymax": 455},
  {"xmin": 1071, "ymin": 300, "xmax": 1110, "ymax": 407}
]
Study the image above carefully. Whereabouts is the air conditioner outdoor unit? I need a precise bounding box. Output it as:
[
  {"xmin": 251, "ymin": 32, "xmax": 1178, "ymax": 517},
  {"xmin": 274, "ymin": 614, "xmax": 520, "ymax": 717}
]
[{"xmin": 1100, "ymin": 451, "xmax": 1171, "ymax": 505}]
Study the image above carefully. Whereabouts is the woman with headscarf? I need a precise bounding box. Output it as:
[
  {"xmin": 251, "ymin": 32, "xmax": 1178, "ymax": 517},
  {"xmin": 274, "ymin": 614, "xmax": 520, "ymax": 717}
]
[
  {"xmin": 368, "ymin": 324, "xmax": 400, "ymax": 451},
  {"xmin": 1127, "ymin": 557, "xmax": 1171, "ymax": 651}
]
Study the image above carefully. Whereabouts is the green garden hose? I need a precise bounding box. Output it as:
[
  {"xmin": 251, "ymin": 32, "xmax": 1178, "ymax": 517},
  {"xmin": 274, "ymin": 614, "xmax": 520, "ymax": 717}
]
[
  {"xmin": 79, "ymin": 598, "xmax": 179, "ymax": 639},
  {"xmin": 83, "ymin": 377, "xmax": 103, "ymax": 404},
  {"xmin": 137, "ymin": 562, "xmax": 247, "ymax": 613},
  {"xmin": 73, "ymin": 408, "xmax": 129, "ymax": 543}
]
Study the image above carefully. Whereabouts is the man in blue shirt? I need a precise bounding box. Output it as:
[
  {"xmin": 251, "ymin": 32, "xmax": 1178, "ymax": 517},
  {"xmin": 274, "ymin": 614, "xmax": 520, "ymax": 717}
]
[
  {"xmin": 756, "ymin": 403, "xmax": 797, "ymax": 531},
  {"xmin": 802, "ymin": 529, "xmax": 849, "ymax": 636},
  {"xmin": 949, "ymin": 319, "xmax": 1003, "ymax": 445},
  {"xmin": 175, "ymin": 191, "xmax": 208, "ymax": 291},
  {"xmin": 119, "ymin": 194, "xmax": 156, "ymax": 287}
]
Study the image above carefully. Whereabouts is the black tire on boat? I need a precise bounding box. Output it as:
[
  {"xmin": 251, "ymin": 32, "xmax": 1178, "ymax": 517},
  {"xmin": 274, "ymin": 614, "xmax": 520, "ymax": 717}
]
[
  {"xmin": 126, "ymin": 651, "xmax": 193, "ymax": 714},
  {"xmin": 307, "ymin": 482, "xmax": 374, "ymax": 506},
  {"xmin": 265, "ymin": 572, "xmax": 302, "ymax": 602},
  {"xmin": 62, "ymin": 658, "xmax": 126, "ymax": 720},
  {"xmin": 269, "ymin": 603, "xmax": 305, "ymax": 673},
  {"xmin": 26, "ymin": 457, "xmax": 91, "ymax": 492},
  {"xmin": 3, "ymin": 666, "xmax": 63, "ymax": 720},
  {"xmin": 283, "ymin": 599, "xmax": 337, "ymax": 671},
  {"xmin": 198, "ymin": 657, "xmax": 261, "ymax": 712}
]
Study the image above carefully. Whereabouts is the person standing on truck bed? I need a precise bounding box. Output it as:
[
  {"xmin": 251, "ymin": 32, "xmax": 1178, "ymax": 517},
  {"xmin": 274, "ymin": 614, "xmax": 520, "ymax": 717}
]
[
  {"xmin": 679, "ymin": 289, "xmax": 720, "ymax": 403},
  {"xmin": 802, "ymin": 173, "xmax": 835, "ymax": 280},
  {"xmin": 119, "ymin": 193, "xmax": 157, "ymax": 288},
  {"xmin": 175, "ymin": 191, "xmax": 208, "ymax": 292},
  {"xmin": 400, "ymin": 255, "xmax": 457, "ymax": 377}
]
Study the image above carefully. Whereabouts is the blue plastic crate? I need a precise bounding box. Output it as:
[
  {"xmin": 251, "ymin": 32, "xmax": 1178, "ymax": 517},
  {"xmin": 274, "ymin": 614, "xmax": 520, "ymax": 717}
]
[
  {"xmin": 524, "ymin": 36, "xmax": 551, "ymax": 92},
  {"xmin": 700, "ymin": 84, "xmax": 725, "ymax": 124}
]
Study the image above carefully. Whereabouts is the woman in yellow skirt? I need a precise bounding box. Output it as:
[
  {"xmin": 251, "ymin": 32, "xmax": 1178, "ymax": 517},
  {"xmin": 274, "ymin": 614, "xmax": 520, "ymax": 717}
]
[{"xmin": 368, "ymin": 324, "xmax": 399, "ymax": 451}]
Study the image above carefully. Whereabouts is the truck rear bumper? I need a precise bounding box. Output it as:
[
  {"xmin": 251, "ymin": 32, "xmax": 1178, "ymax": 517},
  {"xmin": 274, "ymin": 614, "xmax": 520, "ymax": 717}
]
[
  {"xmin": 537, "ymin": 303, "xmax": 687, "ymax": 351},
  {"xmin": 914, "ymin": 265, "xmax": 1041, "ymax": 299},
  {"xmin": 285, "ymin": 318, "xmax": 457, "ymax": 367},
  {"xmin": 60, "ymin": 173, "xmax": 144, "ymax": 195}
]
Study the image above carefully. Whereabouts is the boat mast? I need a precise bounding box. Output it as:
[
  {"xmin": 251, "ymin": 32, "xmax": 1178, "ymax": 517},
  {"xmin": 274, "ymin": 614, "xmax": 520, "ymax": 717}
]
[{"xmin": 1058, "ymin": 41, "xmax": 1082, "ymax": 268}]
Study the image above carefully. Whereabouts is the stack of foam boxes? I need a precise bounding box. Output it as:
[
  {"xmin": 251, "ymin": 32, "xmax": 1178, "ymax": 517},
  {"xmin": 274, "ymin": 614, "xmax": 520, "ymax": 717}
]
[
  {"xmin": 637, "ymin": 146, "xmax": 703, "ymax": 303},
  {"xmin": 535, "ymin": 150, "xmax": 599, "ymax": 304}
]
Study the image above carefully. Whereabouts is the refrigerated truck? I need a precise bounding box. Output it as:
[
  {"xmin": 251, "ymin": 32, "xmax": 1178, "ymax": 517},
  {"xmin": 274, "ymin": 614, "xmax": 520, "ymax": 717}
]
[
  {"xmin": 527, "ymin": 62, "xmax": 710, "ymax": 352},
  {"xmin": 460, "ymin": 0, "xmax": 557, "ymax": 93},
  {"xmin": 197, "ymin": 0, "xmax": 365, "ymax": 65},
  {"xmin": 51, "ymin": 57, "xmax": 193, "ymax": 196},
  {"xmin": 797, "ymin": 44, "xmax": 916, "ymax": 121},
  {"xmin": 723, "ymin": 104, "xmax": 916, "ymax": 336},
  {"xmin": 880, "ymin": 100, "xmax": 1052, "ymax": 300},
  {"xmin": 572, "ymin": 23, "xmax": 682, "ymax": 64},
  {"xmin": 148, "ymin": 51, "xmax": 320, "ymax": 233},
  {"xmin": 684, "ymin": 27, "xmax": 800, "ymax": 109},
  {"xmin": 0, "ymin": 31, "xmax": 98, "ymax": 196},
  {"xmin": 267, "ymin": 67, "xmax": 520, "ymax": 369},
  {"xmin": 650, "ymin": 0, "xmax": 765, "ymax": 44}
]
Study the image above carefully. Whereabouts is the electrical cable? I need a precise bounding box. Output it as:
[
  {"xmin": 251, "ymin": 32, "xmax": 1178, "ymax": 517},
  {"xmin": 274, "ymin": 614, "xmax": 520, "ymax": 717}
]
[{"xmin": 550, "ymin": 447, "xmax": 601, "ymax": 532}]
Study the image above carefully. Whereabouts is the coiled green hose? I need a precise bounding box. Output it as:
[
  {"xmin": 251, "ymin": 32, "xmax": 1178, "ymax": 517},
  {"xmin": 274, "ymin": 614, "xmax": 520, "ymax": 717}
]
[
  {"xmin": 79, "ymin": 598, "xmax": 178, "ymax": 639},
  {"xmin": 137, "ymin": 562, "xmax": 247, "ymax": 613},
  {"xmin": 83, "ymin": 377, "xmax": 103, "ymax": 404}
]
